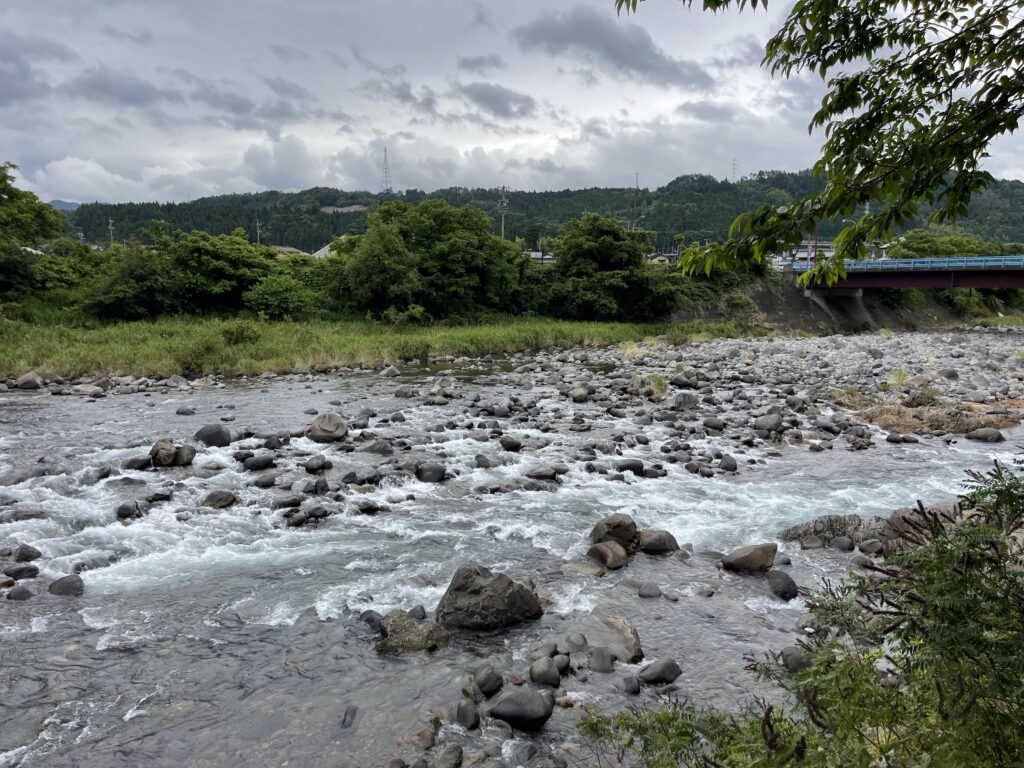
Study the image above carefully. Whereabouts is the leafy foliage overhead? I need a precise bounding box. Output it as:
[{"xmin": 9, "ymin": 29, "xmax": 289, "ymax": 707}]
[{"xmin": 618, "ymin": 0, "xmax": 1024, "ymax": 285}]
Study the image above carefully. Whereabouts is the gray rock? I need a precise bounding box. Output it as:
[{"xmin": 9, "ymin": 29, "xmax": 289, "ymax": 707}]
[
  {"xmin": 589, "ymin": 647, "xmax": 615, "ymax": 673},
  {"xmin": 587, "ymin": 541, "xmax": 629, "ymax": 570},
  {"xmin": 638, "ymin": 658, "xmax": 681, "ymax": 685},
  {"xmin": 375, "ymin": 610, "xmax": 448, "ymax": 653},
  {"xmin": 455, "ymin": 699, "xmax": 479, "ymax": 730},
  {"xmin": 722, "ymin": 543, "xmax": 777, "ymax": 573},
  {"xmin": 435, "ymin": 563, "xmax": 542, "ymax": 630},
  {"xmin": 202, "ymin": 489, "xmax": 236, "ymax": 508},
  {"xmin": 719, "ymin": 454, "xmax": 738, "ymax": 472},
  {"xmin": 638, "ymin": 582, "xmax": 661, "ymax": 598},
  {"xmin": 967, "ymin": 427, "xmax": 1005, "ymax": 442},
  {"xmin": 620, "ymin": 675, "xmax": 641, "ymax": 695},
  {"xmin": 431, "ymin": 744, "xmax": 463, "ymax": 768},
  {"xmin": 194, "ymin": 424, "xmax": 232, "ymax": 447},
  {"xmin": 416, "ymin": 463, "xmax": 447, "ymax": 483},
  {"xmin": 149, "ymin": 439, "xmax": 177, "ymax": 467},
  {"xmin": 830, "ymin": 536, "xmax": 855, "ymax": 552},
  {"xmin": 4, "ymin": 564, "xmax": 39, "ymax": 580},
  {"xmin": 754, "ymin": 413, "xmax": 784, "ymax": 432},
  {"xmin": 488, "ymin": 689, "xmax": 555, "ymax": 731},
  {"xmin": 173, "ymin": 445, "xmax": 196, "ymax": 467},
  {"xmin": 589, "ymin": 513, "xmax": 638, "ymax": 550},
  {"xmin": 767, "ymin": 569, "xmax": 798, "ymax": 601},
  {"xmin": 474, "ymin": 665, "xmax": 503, "ymax": 697},
  {"xmin": 48, "ymin": 574, "xmax": 85, "ymax": 596},
  {"xmin": 637, "ymin": 528, "xmax": 679, "ymax": 554},
  {"xmin": 530, "ymin": 657, "xmax": 560, "ymax": 687},
  {"xmin": 14, "ymin": 544, "xmax": 41, "ymax": 562},
  {"xmin": 6, "ymin": 585, "xmax": 32, "ymax": 600},
  {"xmin": 800, "ymin": 535, "xmax": 824, "ymax": 550},
  {"xmin": 15, "ymin": 371, "xmax": 44, "ymax": 390},
  {"xmin": 307, "ymin": 411, "xmax": 349, "ymax": 442},
  {"xmin": 781, "ymin": 645, "xmax": 811, "ymax": 673}
]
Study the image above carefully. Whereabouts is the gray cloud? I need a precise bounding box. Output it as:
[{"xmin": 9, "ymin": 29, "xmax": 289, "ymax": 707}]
[
  {"xmin": 261, "ymin": 75, "xmax": 317, "ymax": 102},
  {"xmin": 360, "ymin": 78, "xmax": 437, "ymax": 115},
  {"xmin": 453, "ymin": 81, "xmax": 536, "ymax": 119},
  {"xmin": 513, "ymin": 6, "xmax": 713, "ymax": 91},
  {"xmin": 101, "ymin": 25, "xmax": 154, "ymax": 45},
  {"xmin": 350, "ymin": 46, "xmax": 405, "ymax": 77},
  {"xmin": 269, "ymin": 44, "xmax": 308, "ymax": 62},
  {"xmin": 243, "ymin": 134, "xmax": 322, "ymax": 189},
  {"xmin": 457, "ymin": 54, "xmax": 505, "ymax": 74},
  {"xmin": 61, "ymin": 67, "xmax": 184, "ymax": 107}
]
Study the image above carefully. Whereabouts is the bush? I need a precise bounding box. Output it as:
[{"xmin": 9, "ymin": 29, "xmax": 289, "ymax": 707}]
[
  {"xmin": 219, "ymin": 319, "xmax": 262, "ymax": 346},
  {"xmin": 243, "ymin": 273, "xmax": 311, "ymax": 320},
  {"xmin": 579, "ymin": 459, "xmax": 1024, "ymax": 767}
]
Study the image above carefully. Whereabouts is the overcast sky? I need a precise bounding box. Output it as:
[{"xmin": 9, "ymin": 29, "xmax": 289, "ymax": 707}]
[{"xmin": 5, "ymin": 0, "xmax": 1023, "ymax": 204}]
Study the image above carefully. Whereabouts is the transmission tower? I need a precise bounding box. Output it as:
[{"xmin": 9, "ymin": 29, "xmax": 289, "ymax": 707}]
[
  {"xmin": 380, "ymin": 147, "xmax": 394, "ymax": 195},
  {"xmin": 497, "ymin": 186, "xmax": 509, "ymax": 239},
  {"xmin": 107, "ymin": 217, "xmax": 114, "ymax": 246},
  {"xmin": 730, "ymin": 158, "xmax": 739, "ymax": 183}
]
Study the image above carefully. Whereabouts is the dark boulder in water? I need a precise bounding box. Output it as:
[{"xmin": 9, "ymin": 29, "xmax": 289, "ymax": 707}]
[
  {"xmin": 48, "ymin": 574, "xmax": 85, "ymax": 597},
  {"xmin": 194, "ymin": 424, "xmax": 232, "ymax": 447},
  {"xmin": 488, "ymin": 688, "xmax": 554, "ymax": 731},
  {"xmin": 435, "ymin": 563, "xmax": 542, "ymax": 630}
]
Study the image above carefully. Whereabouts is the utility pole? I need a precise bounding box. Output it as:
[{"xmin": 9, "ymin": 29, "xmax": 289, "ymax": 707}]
[
  {"xmin": 255, "ymin": 217, "xmax": 262, "ymax": 245},
  {"xmin": 107, "ymin": 217, "xmax": 114, "ymax": 247},
  {"xmin": 497, "ymin": 185, "xmax": 509, "ymax": 239}
]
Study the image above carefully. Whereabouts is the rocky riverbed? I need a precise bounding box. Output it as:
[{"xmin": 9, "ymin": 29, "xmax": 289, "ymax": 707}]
[{"xmin": 2, "ymin": 328, "xmax": 1023, "ymax": 768}]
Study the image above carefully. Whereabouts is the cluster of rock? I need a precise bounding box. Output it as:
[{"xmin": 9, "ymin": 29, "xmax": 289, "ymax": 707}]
[
  {"xmin": 586, "ymin": 513, "xmax": 680, "ymax": 570},
  {"xmin": 1, "ymin": 542, "xmax": 84, "ymax": 601}
]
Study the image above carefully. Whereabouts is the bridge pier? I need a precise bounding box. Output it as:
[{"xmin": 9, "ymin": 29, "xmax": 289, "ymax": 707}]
[{"xmin": 804, "ymin": 287, "xmax": 874, "ymax": 329}]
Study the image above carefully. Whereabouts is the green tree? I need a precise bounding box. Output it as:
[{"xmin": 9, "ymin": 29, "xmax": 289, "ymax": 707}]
[
  {"xmin": 341, "ymin": 215, "xmax": 421, "ymax": 315},
  {"xmin": 886, "ymin": 225, "xmax": 1011, "ymax": 259},
  {"xmin": 0, "ymin": 163, "xmax": 63, "ymax": 298},
  {"xmin": 617, "ymin": 0, "xmax": 1024, "ymax": 285},
  {"xmin": 243, "ymin": 273, "xmax": 311, "ymax": 320}
]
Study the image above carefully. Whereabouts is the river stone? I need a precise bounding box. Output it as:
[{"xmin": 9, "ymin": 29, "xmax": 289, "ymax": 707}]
[
  {"xmin": 967, "ymin": 427, "xmax": 1005, "ymax": 442},
  {"xmin": 589, "ymin": 647, "xmax": 615, "ymax": 672},
  {"xmin": 48, "ymin": 574, "xmax": 85, "ymax": 597},
  {"xmin": 587, "ymin": 541, "xmax": 628, "ymax": 570},
  {"xmin": 722, "ymin": 543, "xmax": 777, "ymax": 573},
  {"xmin": 202, "ymin": 489, "xmax": 236, "ymax": 508},
  {"xmin": 530, "ymin": 657, "xmax": 560, "ymax": 687},
  {"xmin": 488, "ymin": 689, "xmax": 555, "ymax": 731},
  {"xmin": 800, "ymin": 535, "xmax": 824, "ymax": 550},
  {"xmin": 620, "ymin": 675, "xmax": 641, "ymax": 695},
  {"xmin": 375, "ymin": 610, "xmax": 448, "ymax": 653},
  {"xmin": 454, "ymin": 699, "xmax": 480, "ymax": 730},
  {"xmin": 638, "ymin": 582, "xmax": 661, "ymax": 598},
  {"xmin": 431, "ymin": 743, "xmax": 463, "ymax": 768},
  {"xmin": 15, "ymin": 371, "xmax": 44, "ymax": 390},
  {"xmin": 604, "ymin": 616, "xmax": 644, "ymax": 663},
  {"xmin": 6, "ymin": 585, "xmax": 32, "ymax": 600},
  {"xmin": 637, "ymin": 528, "xmax": 679, "ymax": 554},
  {"xmin": 307, "ymin": 411, "xmax": 349, "ymax": 442},
  {"xmin": 435, "ymin": 563, "xmax": 542, "ymax": 630},
  {"xmin": 638, "ymin": 658, "xmax": 682, "ymax": 685},
  {"xmin": 416, "ymin": 463, "xmax": 447, "ymax": 483},
  {"xmin": 4, "ymin": 564, "xmax": 39, "ymax": 580},
  {"xmin": 830, "ymin": 536, "xmax": 855, "ymax": 552},
  {"xmin": 767, "ymin": 569, "xmax": 798, "ymax": 601},
  {"xmin": 194, "ymin": 424, "xmax": 232, "ymax": 447},
  {"xmin": 14, "ymin": 544, "xmax": 41, "ymax": 562},
  {"xmin": 474, "ymin": 665, "xmax": 503, "ymax": 697},
  {"xmin": 499, "ymin": 435, "xmax": 522, "ymax": 452},
  {"xmin": 149, "ymin": 439, "xmax": 177, "ymax": 467},
  {"xmin": 719, "ymin": 454, "xmax": 738, "ymax": 472},
  {"xmin": 754, "ymin": 413, "xmax": 784, "ymax": 432},
  {"xmin": 173, "ymin": 445, "xmax": 196, "ymax": 467},
  {"xmin": 589, "ymin": 513, "xmax": 638, "ymax": 550},
  {"xmin": 859, "ymin": 538, "xmax": 884, "ymax": 555},
  {"xmin": 781, "ymin": 645, "xmax": 811, "ymax": 673}
]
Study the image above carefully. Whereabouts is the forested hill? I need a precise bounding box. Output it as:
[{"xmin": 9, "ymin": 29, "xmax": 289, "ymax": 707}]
[{"xmin": 69, "ymin": 171, "xmax": 1024, "ymax": 253}]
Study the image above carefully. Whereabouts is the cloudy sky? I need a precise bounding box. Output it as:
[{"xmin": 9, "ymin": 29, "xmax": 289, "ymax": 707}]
[{"xmin": 5, "ymin": 0, "xmax": 1023, "ymax": 204}]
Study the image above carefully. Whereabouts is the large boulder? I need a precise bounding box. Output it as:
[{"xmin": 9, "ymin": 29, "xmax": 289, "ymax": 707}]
[
  {"xmin": 637, "ymin": 528, "xmax": 679, "ymax": 554},
  {"xmin": 638, "ymin": 658, "xmax": 682, "ymax": 685},
  {"xmin": 375, "ymin": 610, "xmax": 448, "ymax": 653},
  {"xmin": 754, "ymin": 413, "xmax": 784, "ymax": 432},
  {"xmin": 435, "ymin": 563, "xmax": 542, "ymax": 630},
  {"xmin": 149, "ymin": 439, "xmax": 178, "ymax": 467},
  {"xmin": 195, "ymin": 424, "xmax": 232, "ymax": 447},
  {"xmin": 307, "ymin": 411, "xmax": 349, "ymax": 443},
  {"xmin": 202, "ymin": 489, "xmax": 236, "ymax": 509},
  {"xmin": 488, "ymin": 688, "xmax": 555, "ymax": 731},
  {"xmin": 767, "ymin": 569, "xmax": 798, "ymax": 601},
  {"xmin": 15, "ymin": 371, "xmax": 43, "ymax": 390},
  {"xmin": 967, "ymin": 427, "xmax": 1005, "ymax": 443},
  {"xmin": 589, "ymin": 513, "xmax": 638, "ymax": 551},
  {"xmin": 722, "ymin": 543, "xmax": 777, "ymax": 573},
  {"xmin": 48, "ymin": 574, "xmax": 85, "ymax": 597},
  {"xmin": 14, "ymin": 544, "xmax": 42, "ymax": 562}
]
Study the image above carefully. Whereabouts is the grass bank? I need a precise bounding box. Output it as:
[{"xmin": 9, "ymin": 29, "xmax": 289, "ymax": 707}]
[{"xmin": 0, "ymin": 317, "xmax": 752, "ymax": 378}]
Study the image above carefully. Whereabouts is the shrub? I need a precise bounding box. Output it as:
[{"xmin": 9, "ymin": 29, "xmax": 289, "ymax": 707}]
[
  {"xmin": 243, "ymin": 273, "xmax": 311, "ymax": 320},
  {"xmin": 219, "ymin": 319, "xmax": 262, "ymax": 346}
]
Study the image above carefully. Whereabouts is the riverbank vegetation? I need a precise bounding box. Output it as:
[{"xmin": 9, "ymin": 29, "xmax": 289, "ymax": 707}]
[{"xmin": 580, "ymin": 459, "xmax": 1024, "ymax": 767}]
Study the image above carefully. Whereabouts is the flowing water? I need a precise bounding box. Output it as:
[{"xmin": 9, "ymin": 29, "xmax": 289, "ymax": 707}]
[{"xmin": 1, "ymin": 361, "xmax": 1020, "ymax": 767}]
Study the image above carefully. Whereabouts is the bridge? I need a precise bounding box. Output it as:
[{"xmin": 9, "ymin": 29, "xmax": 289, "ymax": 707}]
[{"xmin": 791, "ymin": 255, "xmax": 1024, "ymax": 288}]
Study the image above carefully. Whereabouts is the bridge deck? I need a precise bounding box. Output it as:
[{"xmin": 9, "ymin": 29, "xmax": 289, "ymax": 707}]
[{"xmin": 791, "ymin": 255, "xmax": 1024, "ymax": 289}]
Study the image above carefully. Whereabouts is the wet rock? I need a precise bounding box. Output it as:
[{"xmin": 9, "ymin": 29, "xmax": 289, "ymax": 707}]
[
  {"xmin": 620, "ymin": 675, "xmax": 641, "ymax": 695},
  {"xmin": 14, "ymin": 544, "xmax": 41, "ymax": 562},
  {"xmin": 768, "ymin": 569, "xmax": 798, "ymax": 601},
  {"xmin": 340, "ymin": 704, "xmax": 358, "ymax": 728},
  {"xmin": 564, "ymin": 632, "xmax": 588, "ymax": 653},
  {"xmin": 637, "ymin": 528, "xmax": 679, "ymax": 554},
  {"xmin": 375, "ymin": 610, "xmax": 448, "ymax": 653},
  {"xmin": 614, "ymin": 459, "xmax": 644, "ymax": 475},
  {"xmin": 431, "ymin": 744, "xmax": 463, "ymax": 768},
  {"xmin": 719, "ymin": 454, "xmax": 738, "ymax": 472},
  {"xmin": 488, "ymin": 689, "xmax": 555, "ymax": 731},
  {"xmin": 304, "ymin": 455, "xmax": 330, "ymax": 473},
  {"xmin": 638, "ymin": 582, "xmax": 661, "ymax": 598},
  {"xmin": 435, "ymin": 563, "xmax": 542, "ymax": 630},
  {"xmin": 754, "ymin": 413, "xmax": 784, "ymax": 432},
  {"xmin": 830, "ymin": 536, "xmax": 855, "ymax": 552},
  {"xmin": 116, "ymin": 500, "xmax": 146, "ymax": 520},
  {"xmin": 4, "ymin": 564, "xmax": 39, "ymax": 580},
  {"xmin": 474, "ymin": 665, "xmax": 503, "ymax": 698},
  {"xmin": 603, "ymin": 616, "xmax": 644, "ymax": 663},
  {"xmin": 851, "ymin": 553, "xmax": 873, "ymax": 567},
  {"xmin": 967, "ymin": 427, "xmax": 1005, "ymax": 442},
  {"xmin": 360, "ymin": 610, "xmax": 384, "ymax": 632},
  {"xmin": 6, "ymin": 585, "xmax": 32, "ymax": 600},
  {"xmin": 416, "ymin": 463, "xmax": 447, "ymax": 483},
  {"xmin": 195, "ymin": 424, "xmax": 232, "ymax": 447},
  {"xmin": 499, "ymin": 436, "xmax": 522, "ymax": 452},
  {"xmin": 859, "ymin": 538, "xmax": 883, "ymax": 555},
  {"xmin": 589, "ymin": 513, "xmax": 637, "ymax": 551},
  {"xmin": 530, "ymin": 657, "xmax": 560, "ymax": 687},
  {"xmin": 638, "ymin": 658, "xmax": 681, "ymax": 685},
  {"xmin": 800, "ymin": 535, "xmax": 824, "ymax": 550},
  {"xmin": 455, "ymin": 699, "xmax": 479, "ymax": 730},
  {"xmin": 722, "ymin": 543, "xmax": 777, "ymax": 573},
  {"xmin": 408, "ymin": 604, "xmax": 427, "ymax": 620},
  {"xmin": 781, "ymin": 645, "xmax": 811, "ymax": 673},
  {"xmin": 202, "ymin": 489, "xmax": 236, "ymax": 509},
  {"xmin": 525, "ymin": 467, "xmax": 558, "ymax": 481},
  {"xmin": 0, "ymin": 576, "xmax": 14, "ymax": 588},
  {"xmin": 149, "ymin": 439, "xmax": 178, "ymax": 467},
  {"xmin": 48, "ymin": 574, "xmax": 85, "ymax": 596},
  {"xmin": 552, "ymin": 654, "xmax": 570, "ymax": 675},
  {"xmin": 308, "ymin": 411, "xmax": 349, "ymax": 442},
  {"xmin": 173, "ymin": 445, "xmax": 196, "ymax": 466},
  {"xmin": 123, "ymin": 456, "xmax": 152, "ymax": 471},
  {"xmin": 588, "ymin": 539, "xmax": 629, "ymax": 570},
  {"xmin": 364, "ymin": 439, "xmax": 394, "ymax": 455},
  {"xmin": 243, "ymin": 454, "xmax": 275, "ymax": 472},
  {"xmin": 381, "ymin": 365, "xmax": 401, "ymax": 378},
  {"xmin": 176, "ymin": 406, "xmax": 195, "ymax": 416},
  {"xmin": 15, "ymin": 371, "xmax": 43, "ymax": 390}
]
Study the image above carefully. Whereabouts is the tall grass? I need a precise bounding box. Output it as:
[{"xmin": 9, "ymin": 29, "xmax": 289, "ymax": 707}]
[{"xmin": 0, "ymin": 317, "xmax": 752, "ymax": 377}]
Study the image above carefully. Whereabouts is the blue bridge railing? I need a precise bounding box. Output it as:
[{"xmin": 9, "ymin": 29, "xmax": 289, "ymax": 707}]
[{"xmin": 791, "ymin": 255, "xmax": 1024, "ymax": 272}]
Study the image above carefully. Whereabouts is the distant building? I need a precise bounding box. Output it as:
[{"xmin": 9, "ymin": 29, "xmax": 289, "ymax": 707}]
[
  {"xmin": 320, "ymin": 204, "xmax": 369, "ymax": 214},
  {"xmin": 311, "ymin": 242, "xmax": 335, "ymax": 258},
  {"xmin": 271, "ymin": 245, "xmax": 309, "ymax": 256},
  {"xmin": 528, "ymin": 250, "xmax": 555, "ymax": 265}
]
